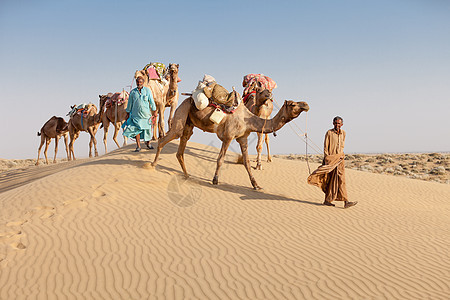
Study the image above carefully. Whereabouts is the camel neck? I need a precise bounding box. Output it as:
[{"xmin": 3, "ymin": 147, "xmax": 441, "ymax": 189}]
[
  {"xmin": 169, "ymin": 72, "xmax": 177, "ymax": 87},
  {"xmin": 247, "ymin": 105, "xmax": 290, "ymax": 134}
]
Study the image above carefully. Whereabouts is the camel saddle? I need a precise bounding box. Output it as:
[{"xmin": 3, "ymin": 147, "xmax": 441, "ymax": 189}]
[
  {"xmin": 242, "ymin": 73, "xmax": 277, "ymax": 97},
  {"xmin": 105, "ymin": 92, "xmax": 128, "ymax": 108},
  {"xmin": 143, "ymin": 62, "xmax": 166, "ymax": 80},
  {"xmin": 203, "ymin": 83, "xmax": 238, "ymax": 108},
  {"xmin": 67, "ymin": 103, "xmax": 92, "ymax": 117}
]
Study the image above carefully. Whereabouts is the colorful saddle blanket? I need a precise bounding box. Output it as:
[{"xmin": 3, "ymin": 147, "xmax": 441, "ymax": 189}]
[
  {"xmin": 105, "ymin": 91, "xmax": 128, "ymax": 108},
  {"xmin": 67, "ymin": 103, "xmax": 93, "ymax": 117},
  {"xmin": 143, "ymin": 62, "xmax": 166, "ymax": 80},
  {"xmin": 242, "ymin": 74, "xmax": 277, "ymax": 97}
]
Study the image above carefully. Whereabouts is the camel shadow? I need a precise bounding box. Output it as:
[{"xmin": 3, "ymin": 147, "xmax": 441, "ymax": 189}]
[{"xmin": 153, "ymin": 164, "xmax": 322, "ymax": 207}]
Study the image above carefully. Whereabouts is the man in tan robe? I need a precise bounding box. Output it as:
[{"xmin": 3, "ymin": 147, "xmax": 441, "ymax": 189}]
[{"xmin": 307, "ymin": 116, "xmax": 357, "ymax": 208}]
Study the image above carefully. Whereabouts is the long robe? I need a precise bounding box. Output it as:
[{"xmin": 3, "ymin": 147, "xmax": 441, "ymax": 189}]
[
  {"xmin": 122, "ymin": 86, "xmax": 156, "ymax": 141},
  {"xmin": 307, "ymin": 129, "xmax": 348, "ymax": 202}
]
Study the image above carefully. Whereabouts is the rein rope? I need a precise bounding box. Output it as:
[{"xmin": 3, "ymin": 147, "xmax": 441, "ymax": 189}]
[{"xmin": 269, "ymin": 98, "xmax": 323, "ymax": 175}]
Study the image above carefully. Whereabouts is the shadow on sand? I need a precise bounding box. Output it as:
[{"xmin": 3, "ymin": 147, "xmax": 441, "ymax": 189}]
[
  {"xmin": 153, "ymin": 163, "xmax": 322, "ymax": 207},
  {"xmin": 1, "ymin": 141, "xmax": 320, "ymax": 208}
]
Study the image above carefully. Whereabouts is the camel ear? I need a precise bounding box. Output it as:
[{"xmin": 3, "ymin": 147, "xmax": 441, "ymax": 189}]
[{"xmin": 176, "ymin": 64, "xmax": 179, "ymax": 68}]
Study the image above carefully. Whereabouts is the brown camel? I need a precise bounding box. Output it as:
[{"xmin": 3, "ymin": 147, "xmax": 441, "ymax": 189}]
[
  {"xmin": 134, "ymin": 63, "xmax": 180, "ymax": 139},
  {"xmin": 244, "ymin": 82, "xmax": 274, "ymax": 170},
  {"xmin": 67, "ymin": 97, "xmax": 105, "ymax": 160},
  {"xmin": 100, "ymin": 91, "xmax": 129, "ymax": 153},
  {"xmin": 36, "ymin": 116, "xmax": 69, "ymax": 165},
  {"xmin": 151, "ymin": 96, "xmax": 309, "ymax": 189}
]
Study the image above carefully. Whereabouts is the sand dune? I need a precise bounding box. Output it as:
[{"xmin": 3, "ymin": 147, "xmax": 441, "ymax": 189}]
[{"xmin": 1, "ymin": 141, "xmax": 449, "ymax": 299}]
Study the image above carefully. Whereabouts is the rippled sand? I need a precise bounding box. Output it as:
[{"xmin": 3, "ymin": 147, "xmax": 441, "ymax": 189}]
[{"xmin": 1, "ymin": 142, "xmax": 450, "ymax": 299}]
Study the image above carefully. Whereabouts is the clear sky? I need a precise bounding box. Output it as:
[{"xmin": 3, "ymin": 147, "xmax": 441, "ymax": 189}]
[{"xmin": 1, "ymin": 0, "xmax": 449, "ymax": 159}]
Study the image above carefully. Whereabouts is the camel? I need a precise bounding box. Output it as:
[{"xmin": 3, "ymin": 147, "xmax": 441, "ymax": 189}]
[
  {"xmin": 67, "ymin": 97, "xmax": 106, "ymax": 160},
  {"xmin": 244, "ymin": 82, "xmax": 274, "ymax": 170},
  {"xmin": 100, "ymin": 91, "xmax": 129, "ymax": 153},
  {"xmin": 151, "ymin": 96, "xmax": 309, "ymax": 190},
  {"xmin": 134, "ymin": 63, "xmax": 180, "ymax": 139},
  {"xmin": 36, "ymin": 116, "xmax": 69, "ymax": 165}
]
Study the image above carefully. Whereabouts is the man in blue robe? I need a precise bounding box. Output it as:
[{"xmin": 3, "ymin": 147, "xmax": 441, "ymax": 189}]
[{"xmin": 123, "ymin": 76, "xmax": 157, "ymax": 152}]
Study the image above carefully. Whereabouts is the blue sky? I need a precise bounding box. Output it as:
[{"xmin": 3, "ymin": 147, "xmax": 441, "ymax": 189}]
[{"xmin": 1, "ymin": 0, "xmax": 449, "ymax": 159}]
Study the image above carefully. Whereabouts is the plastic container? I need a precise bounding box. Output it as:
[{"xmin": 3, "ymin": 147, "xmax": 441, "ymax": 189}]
[{"xmin": 210, "ymin": 108, "xmax": 226, "ymax": 125}]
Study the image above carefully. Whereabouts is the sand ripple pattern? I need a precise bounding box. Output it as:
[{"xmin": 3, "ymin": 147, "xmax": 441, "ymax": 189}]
[{"xmin": 0, "ymin": 143, "xmax": 449, "ymax": 299}]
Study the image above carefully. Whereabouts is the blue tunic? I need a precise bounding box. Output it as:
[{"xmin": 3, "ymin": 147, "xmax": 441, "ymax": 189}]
[{"xmin": 122, "ymin": 86, "xmax": 156, "ymax": 141}]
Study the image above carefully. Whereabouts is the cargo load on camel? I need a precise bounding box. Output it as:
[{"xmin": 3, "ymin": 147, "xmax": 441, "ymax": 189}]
[
  {"xmin": 242, "ymin": 73, "xmax": 277, "ymax": 103},
  {"xmin": 104, "ymin": 91, "xmax": 129, "ymax": 109},
  {"xmin": 66, "ymin": 103, "xmax": 96, "ymax": 118},
  {"xmin": 188, "ymin": 74, "xmax": 242, "ymax": 125}
]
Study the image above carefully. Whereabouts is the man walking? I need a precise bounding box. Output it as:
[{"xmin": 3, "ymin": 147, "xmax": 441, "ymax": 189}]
[
  {"xmin": 123, "ymin": 76, "xmax": 157, "ymax": 152},
  {"xmin": 308, "ymin": 116, "xmax": 357, "ymax": 208}
]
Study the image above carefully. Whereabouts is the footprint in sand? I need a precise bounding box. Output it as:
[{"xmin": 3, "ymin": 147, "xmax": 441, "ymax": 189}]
[
  {"xmin": 63, "ymin": 198, "xmax": 88, "ymax": 209},
  {"xmin": 6, "ymin": 220, "xmax": 27, "ymax": 227},
  {"xmin": 33, "ymin": 206, "xmax": 56, "ymax": 219},
  {"xmin": 10, "ymin": 241, "xmax": 26, "ymax": 250},
  {"xmin": 0, "ymin": 230, "xmax": 26, "ymax": 250},
  {"xmin": 0, "ymin": 230, "xmax": 22, "ymax": 241},
  {"xmin": 92, "ymin": 190, "xmax": 106, "ymax": 198}
]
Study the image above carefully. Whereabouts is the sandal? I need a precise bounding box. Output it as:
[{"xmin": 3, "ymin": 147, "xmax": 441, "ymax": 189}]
[
  {"xmin": 134, "ymin": 147, "xmax": 141, "ymax": 152},
  {"xmin": 344, "ymin": 201, "xmax": 358, "ymax": 209}
]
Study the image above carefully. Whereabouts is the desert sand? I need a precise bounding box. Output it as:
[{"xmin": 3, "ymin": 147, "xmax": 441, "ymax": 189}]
[{"xmin": 1, "ymin": 141, "xmax": 450, "ymax": 299}]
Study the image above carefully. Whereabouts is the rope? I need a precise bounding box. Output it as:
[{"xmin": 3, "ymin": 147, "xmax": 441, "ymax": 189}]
[
  {"xmin": 271, "ymin": 98, "xmax": 322, "ymax": 155},
  {"xmin": 305, "ymin": 112, "xmax": 311, "ymax": 174}
]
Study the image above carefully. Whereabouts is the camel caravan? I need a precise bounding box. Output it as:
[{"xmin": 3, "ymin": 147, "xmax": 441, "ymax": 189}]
[{"xmin": 35, "ymin": 65, "xmax": 310, "ymax": 189}]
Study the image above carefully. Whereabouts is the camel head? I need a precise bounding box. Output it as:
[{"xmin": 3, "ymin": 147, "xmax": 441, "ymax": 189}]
[
  {"xmin": 246, "ymin": 81, "xmax": 272, "ymax": 106},
  {"xmin": 255, "ymin": 85, "xmax": 272, "ymax": 106},
  {"xmin": 99, "ymin": 94, "xmax": 110, "ymax": 111},
  {"xmin": 282, "ymin": 100, "xmax": 310, "ymax": 122},
  {"xmin": 167, "ymin": 63, "xmax": 179, "ymax": 75}
]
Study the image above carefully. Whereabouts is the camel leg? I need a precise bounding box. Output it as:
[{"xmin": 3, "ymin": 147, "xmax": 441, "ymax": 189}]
[
  {"xmin": 43, "ymin": 138, "xmax": 51, "ymax": 164},
  {"xmin": 88, "ymin": 134, "xmax": 93, "ymax": 157},
  {"xmin": 152, "ymin": 118, "xmax": 158, "ymax": 141},
  {"xmin": 69, "ymin": 131, "xmax": 79, "ymax": 161},
  {"xmin": 176, "ymin": 122, "xmax": 194, "ymax": 178},
  {"xmin": 265, "ymin": 133, "xmax": 272, "ymax": 162},
  {"xmin": 255, "ymin": 132, "xmax": 264, "ymax": 170},
  {"xmin": 112, "ymin": 123, "xmax": 121, "ymax": 148},
  {"xmin": 237, "ymin": 136, "xmax": 262, "ymax": 190},
  {"xmin": 152, "ymin": 99, "xmax": 191, "ymax": 167},
  {"xmin": 63, "ymin": 135, "xmax": 69, "ymax": 161},
  {"xmin": 158, "ymin": 106, "xmax": 165, "ymax": 139},
  {"xmin": 53, "ymin": 137, "xmax": 59, "ymax": 163},
  {"xmin": 122, "ymin": 129, "xmax": 128, "ymax": 146},
  {"xmin": 167, "ymin": 102, "xmax": 176, "ymax": 131},
  {"xmin": 36, "ymin": 134, "xmax": 46, "ymax": 165},
  {"xmin": 212, "ymin": 139, "xmax": 233, "ymax": 185},
  {"xmin": 88, "ymin": 127, "xmax": 98, "ymax": 157},
  {"xmin": 103, "ymin": 119, "xmax": 110, "ymax": 153}
]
